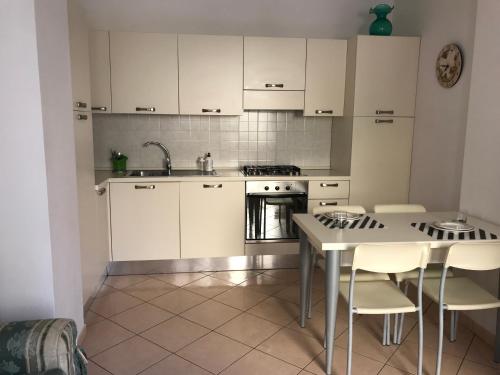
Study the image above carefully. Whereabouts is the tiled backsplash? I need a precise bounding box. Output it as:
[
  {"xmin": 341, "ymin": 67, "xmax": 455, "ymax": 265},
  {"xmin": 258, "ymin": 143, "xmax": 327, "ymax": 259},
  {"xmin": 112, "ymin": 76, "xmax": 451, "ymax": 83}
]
[{"xmin": 92, "ymin": 111, "xmax": 332, "ymax": 169}]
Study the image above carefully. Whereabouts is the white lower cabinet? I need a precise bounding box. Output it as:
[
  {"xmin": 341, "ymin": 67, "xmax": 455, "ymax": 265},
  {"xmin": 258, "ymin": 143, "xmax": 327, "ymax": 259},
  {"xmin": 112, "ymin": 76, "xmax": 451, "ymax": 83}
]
[
  {"xmin": 308, "ymin": 199, "xmax": 349, "ymax": 213},
  {"xmin": 180, "ymin": 181, "xmax": 245, "ymax": 259},
  {"xmin": 110, "ymin": 182, "xmax": 180, "ymax": 261}
]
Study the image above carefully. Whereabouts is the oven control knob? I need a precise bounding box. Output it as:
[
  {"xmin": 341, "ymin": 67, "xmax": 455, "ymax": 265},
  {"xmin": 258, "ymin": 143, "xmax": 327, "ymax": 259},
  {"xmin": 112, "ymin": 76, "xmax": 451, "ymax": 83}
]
[
  {"xmin": 264, "ymin": 186, "xmax": 269, "ymax": 191},
  {"xmin": 285, "ymin": 185, "xmax": 291, "ymax": 191},
  {"xmin": 275, "ymin": 186, "xmax": 280, "ymax": 191}
]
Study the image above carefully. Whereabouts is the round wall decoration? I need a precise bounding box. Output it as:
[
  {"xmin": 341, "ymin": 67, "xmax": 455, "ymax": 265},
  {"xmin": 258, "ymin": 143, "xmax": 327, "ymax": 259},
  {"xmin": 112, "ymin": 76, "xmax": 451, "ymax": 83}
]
[{"xmin": 436, "ymin": 43, "xmax": 463, "ymax": 88}]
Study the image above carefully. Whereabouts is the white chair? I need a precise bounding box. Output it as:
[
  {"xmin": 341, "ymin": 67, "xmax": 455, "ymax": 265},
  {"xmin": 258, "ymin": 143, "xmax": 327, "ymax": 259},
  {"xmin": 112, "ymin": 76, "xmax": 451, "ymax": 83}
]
[
  {"xmin": 409, "ymin": 243, "xmax": 500, "ymax": 375},
  {"xmin": 341, "ymin": 243, "xmax": 430, "ymax": 375}
]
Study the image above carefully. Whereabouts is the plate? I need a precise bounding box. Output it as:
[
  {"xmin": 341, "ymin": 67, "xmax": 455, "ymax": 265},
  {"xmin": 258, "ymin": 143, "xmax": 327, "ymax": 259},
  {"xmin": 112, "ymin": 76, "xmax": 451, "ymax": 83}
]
[
  {"xmin": 431, "ymin": 221, "xmax": 475, "ymax": 232},
  {"xmin": 323, "ymin": 211, "xmax": 362, "ymax": 221}
]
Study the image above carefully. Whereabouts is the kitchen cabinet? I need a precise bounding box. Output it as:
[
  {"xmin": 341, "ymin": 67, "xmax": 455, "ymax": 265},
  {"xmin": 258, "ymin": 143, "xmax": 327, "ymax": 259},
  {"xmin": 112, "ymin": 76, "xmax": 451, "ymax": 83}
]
[
  {"xmin": 346, "ymin": 35, "xmax": 420, "ymax": 117},
  {"xmin": 244, "ymin": 37, "xmax": 306, "ymax": 91},
  {"xmin": 89, "ymin": 30, "xmax": 112, "ymax": 113},
  {"xmin": 243, "ymin": 91, "xmax": 304, "ymax": 111},
  {"xmin": 178, "ymin": 34, "xmax": 243, "ymax": 115},
  {"xmin": 304, "ymin": 39, "xmax": 347, "ymax": 117},
  {"xmin": 180, "ymin": 181, "xmax": 245, "ymax": 258},
  {"xmin": 308, "ymin": 180, "xmax": 350, "ymax": 200},
  {"xmin": 110, "ymin": 182, "xmax": 180, "ymax": 261},
  {"xmin": 110, "ymin": 32, "xmax": 179, "ymax": 114},
  {"xmin": 307, "ymin": 199, "xmax": 349, "ymax": 213}
]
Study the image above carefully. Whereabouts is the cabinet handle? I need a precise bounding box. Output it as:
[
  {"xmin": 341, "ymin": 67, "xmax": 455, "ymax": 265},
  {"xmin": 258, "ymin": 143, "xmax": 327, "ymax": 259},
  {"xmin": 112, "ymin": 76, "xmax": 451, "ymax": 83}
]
[
  {"xmin": 320, "ymin": 183, "xmax": 339, "ymax": 188},
  {"xmin": 136, "ymin": 107, "xmax": 156, "ymax": 112},
  {"xmin": 75, "ymin": 101, "xmax": 87, "ymax": 109},
  {"xmin": 376, "ymin": 110, "xmax": 394, "ymax": 115},
  {"xmin": 95, "ymin": 186, "xmax": 106, "ymax": 195},
  {"xmin": 135, "ymin": 185, "xmax": 155, "ymax": 189},
  {"xmin": 203, "ymin": 184, "xmax": 222, "ymax": 189},
  {"xmin": 375, "ymin": 119, "xmax": 394, "ymax": 124},
  {"xmin": 315, "ymin": 110, "xmax": 333, "ymax": 114},
  {"xmin": 319, "ymin": 201, "xmax": 338, "ymax": 206},
  {"xmin": 77, "ymin": 114, "xmax": 88, "ymax": 120},
  {"xmin": 92, "ymin": 106, "xmax": 107, "ymax": 111},
  {"xmin": 265, "ymin": 83, "xmax": 284, "ymax": 88},
  {"xmin": 202, "ymin": 108, "xmax": 221, "ymax": 113}
]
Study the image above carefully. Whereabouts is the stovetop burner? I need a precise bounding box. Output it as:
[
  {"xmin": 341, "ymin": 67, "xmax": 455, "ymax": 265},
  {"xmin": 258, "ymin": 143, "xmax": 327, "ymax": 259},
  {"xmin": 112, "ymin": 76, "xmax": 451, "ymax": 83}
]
[{"xmin": 241, "ymin": 165, "xmax": 301, "ymax": 177}]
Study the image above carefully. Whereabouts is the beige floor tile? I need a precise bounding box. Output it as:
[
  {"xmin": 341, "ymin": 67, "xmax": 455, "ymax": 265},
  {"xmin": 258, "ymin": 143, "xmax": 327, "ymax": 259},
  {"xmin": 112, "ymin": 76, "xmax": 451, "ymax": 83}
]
[
  {"xmin": 150, "ymin": 272, "xmax": 207, "ymax": 286},
  {"xmin": 388, "ymin": 339, "xmax": 462, "ymax": 375},
  {"xmin": 81, "ymin": 319, "xmax": 134, "ymax": 357},
  {"xmin": 274, "ymin": 285, "xmax": 323, "ymax": 306},
  {"xmin": 379, "ymin": 365, "xmax": 412, "ymax": 374},
  {"xmin": 84, "ymin": 310, "xmax": 105, "ymax": 326},
  {"xmin": 140, "ymin": 354, "xmax": 211, "ymax": 375},
  {"xmin": 312, "ymin": 297, "xmax": 351, "ymax": 322},
  {"xmin": 287, "ymin": 311, "xmax": 348, "ymax": 342},
  {"xmin": 221, "ymin": 349, "xmax": 301, "ymax": 375},
  {"xmin": 247, "ymin": 296, "xmax": 300, "ymax": 326},
  {"xmin": 141, "ymin": 316, "xmax": 210, "ymax": 352},
  {"xmin": 299, "ymin": 371, "xmax": 315, "ymax": 375},
  {"xmin": 216, "ymin": 312, "xmax": 282, "ymax": 347},
  {"xmin": 465, "ymin": 336, "xmax": 500, "ymax": 370},
  {"xmin": 123, "ymin": 278, "xmax": 176, "ymax": 301},
  {"xmin": 458, "ymin": 359, "xmax": 500, "ymax": 375},
  {"xmin": 257, "ymin": 328, "xmax": 324, "ymax": 368},
  {"xmin": 181, "ymin": 299, "xmax": 242, "ymax": 329},
  {"xmin": 94, "ymin": 284, "xmax": 117, "ymax": 298},
  {"xmin": 214, "ymin": 286, "xmax": 268, "ymax": 310},
  {"xmin": 264, "ymin": 268, "xmax": 301, "ymax": 282},
  {"xmin": 104, "ymin": 275, "xmax": 149, "ymax": 289},
  {"xmin": 210, "ymin": 270, "xmax": 261, "ymax": 284},
  {"xmin": 177, "ymin": 332, "xmax": 251, "ymax": 373},
  {"xmin": 183, "ymin": 276, "xmax": 235, "ymax": 298},
  {"xmin": 109, "ymin": 303, "xmax": 173, "ymax": 333},
  {"xmin": 240, "ymin": 274, "xmax": 290, "ymax": 295},
  {"xmin": 149, "ymin": 288, "xmax": 207, "ymax": 314},
  {"xmin": 87, "ymin": 361, "xmax": 112, "ymax": 375},
  {"xmin": 92, "ymin": 336, "xmax": 169, "ymax": 375},
  {"xmin": 89, "ymin": 290, "xmax": 143, "ymax": 317},
  {"xmin": 304, "ymin": 347, "xmax": 385, "ymax": 375}
]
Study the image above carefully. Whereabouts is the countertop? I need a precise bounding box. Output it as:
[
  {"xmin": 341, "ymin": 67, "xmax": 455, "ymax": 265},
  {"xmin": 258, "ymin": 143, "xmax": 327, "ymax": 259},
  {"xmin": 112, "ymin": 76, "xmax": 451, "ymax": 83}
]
[{"xmin": 95, "ymin": 168, "xmax": 350, "ymax": 184}]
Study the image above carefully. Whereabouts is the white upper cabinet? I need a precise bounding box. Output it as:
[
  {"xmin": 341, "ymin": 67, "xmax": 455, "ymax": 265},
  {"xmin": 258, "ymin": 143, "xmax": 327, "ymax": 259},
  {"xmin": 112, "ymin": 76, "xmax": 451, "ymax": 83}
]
[
  {"xmin": 88, "ymin": 30, "xmax": 112, "ymax": 113},
  {"xmin": 178, "ymin": 34, "xmax": 243, "ymax": 115},
  {"xmin": 347, "ymin": 36, "xmax": 420, "ymax": 117},
  {"xmin": 244, "ymin": 37, "xmax": 306, "ymax": 91},
  {"xmin": 304, "ymin": 39, "xmax": 347, "ymax": 116},
  {"xmin": 110, "ymin": 32, "xmax": 179, "ymax": 114}
]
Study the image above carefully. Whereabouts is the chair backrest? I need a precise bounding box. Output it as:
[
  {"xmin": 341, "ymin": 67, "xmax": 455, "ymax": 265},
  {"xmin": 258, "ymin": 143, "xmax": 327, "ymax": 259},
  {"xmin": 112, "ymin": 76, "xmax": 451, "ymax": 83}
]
[
  {"xmin": 445, "ymin": 243, "xmax": 500, "ymax": 270},
  {"xmin": 374, "ymin": 204, "xmax": 427, "ymax": 213},
  {"xmin": 352, "ymin": 243, "xmax": 430, "ymax": 273},
  {"xmin": 312, "ymin": 205, "xmax": 366, "ymax": 215}
]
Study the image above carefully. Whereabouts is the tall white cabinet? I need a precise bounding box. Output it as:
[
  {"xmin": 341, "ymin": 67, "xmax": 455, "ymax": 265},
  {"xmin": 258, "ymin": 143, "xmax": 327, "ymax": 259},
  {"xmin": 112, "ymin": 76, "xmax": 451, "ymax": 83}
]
[{"xmin": 89, "ymin": 30, "xmax": 112, "ymax": 113}]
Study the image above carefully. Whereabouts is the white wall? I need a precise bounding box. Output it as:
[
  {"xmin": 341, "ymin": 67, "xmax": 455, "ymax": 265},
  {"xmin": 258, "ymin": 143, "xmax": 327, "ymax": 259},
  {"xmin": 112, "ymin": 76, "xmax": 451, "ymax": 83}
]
[
  {"xmin": 459, "ymin": 0, "xmax": 500, "ymax": 335},
  {"xmin": 394, "ymin": 0, "xmax": 477, "ymax": 211}
]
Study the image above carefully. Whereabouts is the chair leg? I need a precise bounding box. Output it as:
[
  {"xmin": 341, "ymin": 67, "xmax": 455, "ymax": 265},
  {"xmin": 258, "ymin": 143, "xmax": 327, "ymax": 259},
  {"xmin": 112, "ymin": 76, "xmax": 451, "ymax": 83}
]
[
  {"xmin": 383, "ymin": 314, "xmax": 388, "ymax": 346},
  {"xmin": 347, "ymin": 308, "xmax": 354, "ymax": 374},
  {"xmin": 436, "ymin": 305, "xmax": 445, "ymax": 375},
  {"xmin": 450, "ymin": 311, "xmax": 458, "ymax": 342},
  {"xmin": 397, "ymin": 281, "xmax": 409, "ymax": 344},
  {"xmin": 417, "ymin": 307, "xmax": 424, "ymax": 375},
  {"xmin": 307, "ymin": 250, "xmax": 316, "ymax": 319}
]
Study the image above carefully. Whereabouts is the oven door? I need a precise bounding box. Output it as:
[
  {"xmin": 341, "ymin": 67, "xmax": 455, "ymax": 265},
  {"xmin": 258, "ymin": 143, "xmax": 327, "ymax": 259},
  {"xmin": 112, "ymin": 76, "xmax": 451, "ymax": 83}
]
[{"xmin": 246, "ymin": 193, "xmax": 308, "ymax": 242}]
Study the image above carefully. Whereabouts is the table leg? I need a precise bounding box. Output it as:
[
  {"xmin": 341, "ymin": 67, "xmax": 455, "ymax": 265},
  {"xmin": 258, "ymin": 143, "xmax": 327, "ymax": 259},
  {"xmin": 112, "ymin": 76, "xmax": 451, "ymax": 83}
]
[
  {"xmin": 299, "ymin": 229, "xmax": 311, "ymax": 328},
  {"xmin": 495, "ymin": 270, "xmax": 500, "ymax": 362},
  {"xmin": 325, "ymin": 250, "xmax": 341, "ymax": 375}
]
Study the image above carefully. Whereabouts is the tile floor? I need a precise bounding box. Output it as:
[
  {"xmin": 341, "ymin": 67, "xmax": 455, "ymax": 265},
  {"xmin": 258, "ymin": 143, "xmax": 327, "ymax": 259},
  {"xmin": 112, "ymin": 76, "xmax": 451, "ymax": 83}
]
[{"xmin": 83, "ymin": 269, "xmax": 499, "ymax": 375}]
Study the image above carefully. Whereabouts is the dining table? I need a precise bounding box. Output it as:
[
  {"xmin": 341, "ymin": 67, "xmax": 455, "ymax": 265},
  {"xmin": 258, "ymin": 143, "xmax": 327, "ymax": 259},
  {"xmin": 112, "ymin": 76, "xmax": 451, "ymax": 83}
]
[{"xmin": 293, "ymin": 211, "xmax": 500, "ymax": 375}]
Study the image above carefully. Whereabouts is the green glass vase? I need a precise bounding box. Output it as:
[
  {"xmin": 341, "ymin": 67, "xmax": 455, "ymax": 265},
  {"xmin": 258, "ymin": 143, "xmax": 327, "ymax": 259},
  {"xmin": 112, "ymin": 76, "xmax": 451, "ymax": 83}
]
[{"xmin": 369, "ymin": 4, "xmax": 394, "ymax": 36}]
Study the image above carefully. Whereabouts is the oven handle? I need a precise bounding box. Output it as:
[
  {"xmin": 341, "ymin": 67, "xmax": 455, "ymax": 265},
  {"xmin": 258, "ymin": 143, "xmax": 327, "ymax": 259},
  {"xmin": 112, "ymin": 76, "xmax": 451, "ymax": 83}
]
[{"xmin": 246, "ymin": 192, "xmax": 307, "ymax": 198}]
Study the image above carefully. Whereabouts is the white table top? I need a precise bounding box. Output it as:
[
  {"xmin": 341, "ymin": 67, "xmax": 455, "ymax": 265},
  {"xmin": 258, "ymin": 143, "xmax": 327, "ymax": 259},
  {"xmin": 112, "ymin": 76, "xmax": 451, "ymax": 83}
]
[{"xmin": 293, "ymin": 211, "xmax": 500, "ymax": 251}]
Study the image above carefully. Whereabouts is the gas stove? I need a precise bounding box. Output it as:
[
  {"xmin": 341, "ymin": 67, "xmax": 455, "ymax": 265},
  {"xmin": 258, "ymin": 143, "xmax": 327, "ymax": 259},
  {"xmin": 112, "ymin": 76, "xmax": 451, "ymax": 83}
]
[{"xmin": 241, "ymin": 165, "xmax": 301, "ymax": 177}]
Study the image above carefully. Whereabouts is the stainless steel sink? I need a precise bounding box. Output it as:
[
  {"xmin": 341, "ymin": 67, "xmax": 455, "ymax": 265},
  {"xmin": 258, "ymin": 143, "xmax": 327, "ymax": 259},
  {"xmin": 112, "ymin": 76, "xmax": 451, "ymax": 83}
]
[{"xmin": 128, "ymin": 169, "xmax": 217, "ymax": 177}]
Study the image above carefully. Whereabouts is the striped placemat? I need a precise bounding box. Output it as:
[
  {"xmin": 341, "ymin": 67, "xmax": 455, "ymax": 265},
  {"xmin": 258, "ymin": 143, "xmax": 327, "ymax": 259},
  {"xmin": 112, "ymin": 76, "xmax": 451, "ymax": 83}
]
[
  {"xmin": 411, "ymin": 222, "xmax": 498, "ymax": 240},
  {"xmin": 315, "ymin": 214, "xmax": 385, "ymax": 230}
]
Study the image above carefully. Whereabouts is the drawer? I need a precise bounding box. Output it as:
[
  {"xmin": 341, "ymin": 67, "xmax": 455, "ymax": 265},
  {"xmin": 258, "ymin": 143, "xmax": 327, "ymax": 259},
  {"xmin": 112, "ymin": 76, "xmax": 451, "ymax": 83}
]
[
  {"xmin": 308, "ymin": 180, "xmax": 350, "ymax": 199},
  {"xmin": 308, "ymin": 199, "xmax": 349, "ymax": 213}
]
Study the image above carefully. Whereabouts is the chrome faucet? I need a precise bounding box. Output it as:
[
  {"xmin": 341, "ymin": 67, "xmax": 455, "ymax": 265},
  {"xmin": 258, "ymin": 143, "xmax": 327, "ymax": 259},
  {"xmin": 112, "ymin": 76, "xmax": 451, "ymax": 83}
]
[{"xmin": 143, "ymin": 141, "xmax": 172, "ymax": 174}]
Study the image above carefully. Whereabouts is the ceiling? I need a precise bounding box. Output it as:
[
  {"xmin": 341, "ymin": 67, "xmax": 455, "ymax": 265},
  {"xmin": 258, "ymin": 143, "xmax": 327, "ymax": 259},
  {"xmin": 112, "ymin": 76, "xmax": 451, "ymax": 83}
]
[{"xmin": 77, "ymin": 0, "xmax": 393, "ymax": 38}]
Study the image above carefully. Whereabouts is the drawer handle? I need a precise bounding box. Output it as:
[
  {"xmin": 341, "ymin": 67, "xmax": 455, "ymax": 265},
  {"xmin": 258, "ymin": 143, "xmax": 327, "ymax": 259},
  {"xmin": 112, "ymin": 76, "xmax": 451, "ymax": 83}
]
[
  {"xmin": 75, "ymin": 101, "xmax": 87, "ymax": 109},
  {"xmin": 136, "ymin": 107, "xmax": 156, "ymax": 112},
  {"xmin": 95, "ymin": 186, "xmax": 106, "ymax": 195},
  {"xmin": 203, "ymin": 184, "xmax": 222, "ymax": 189},
  {"xmin": 135, "ymin": 185, "xmax": 155, "ymax": 190},
  {"xmin": 320, "ymin": 183, "xmax": 339, "ymax": 188},
  {"xmin": 265, "ymin": 83, "xmax": 284, "ymax": 88},
  {"xmin": 376, "ymin": 110, "xmax": 394, "ymax": 115},
  {"xmin": 315, "ymin": 110, "xmax": 333, "ymax": 114},
  {"xmin": 92, "ymin": 106, "xmax": 107, "ymax": 111},
  {"xmin": 77, "ymin": 114, "xmax": 88, "ymax": 120},
  {"xmin": 202, "ymin": 108, "xmax": 221, "ymax": 113},
  {"xmin": 375, "ymin": 119, "xmax": 394, "ymax": 124},
  {"xmin": 320, "ymin": 201, "xmax": 338, "ymax": 206}
]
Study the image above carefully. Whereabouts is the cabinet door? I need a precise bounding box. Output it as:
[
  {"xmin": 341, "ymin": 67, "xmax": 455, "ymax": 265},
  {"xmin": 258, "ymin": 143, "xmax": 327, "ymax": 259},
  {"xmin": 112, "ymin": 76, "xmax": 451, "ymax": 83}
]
[
  {"xmin": 349, "ymin": 117, "xmax": 414, "ymax": 211},
  {"xmin": 180, "ymin": 182, "xmax": 245, "ymax": 258},
  {"xmin": 353, "ymin": 36, "xmax": 420, "ymax": 117},
  {"xmin": 307, "ymin": 199, "xmax": 349, "ymax": 213},
  {"xmin": 89, "ymin": 30, "xmax": 112, "ymax": 113},
  {"xmin": 110, "ymin": 182, "xmax": 180, "ymax": 261},
  {"xmin": 110, "ymin": 32, "xmax": 179, "ymax": 114},
  {"xmin": 179, "ymin": 34, "xmax": 243, "ymax": 115},
  {"xmin": 304, "ymin": 39, "xmax": 347, "ymax": 116},
  {"xmin": 244, "ymin": 37, "xmax": 306, "ymax": 90}
]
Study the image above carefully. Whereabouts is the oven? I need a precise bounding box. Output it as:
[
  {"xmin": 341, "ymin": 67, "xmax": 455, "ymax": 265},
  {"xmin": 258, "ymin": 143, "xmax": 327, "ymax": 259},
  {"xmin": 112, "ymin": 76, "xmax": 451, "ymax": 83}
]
[{"xmin": 245, "ymin": 180, "xmax": 308, "ymax": 242}]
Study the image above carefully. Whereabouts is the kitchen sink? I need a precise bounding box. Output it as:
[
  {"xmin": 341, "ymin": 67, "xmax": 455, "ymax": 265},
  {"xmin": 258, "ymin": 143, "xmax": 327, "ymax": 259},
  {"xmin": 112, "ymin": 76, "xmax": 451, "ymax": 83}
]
[{"xmin": 128, "ymin": 169, "xmax": 217, "ymax": 177}]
